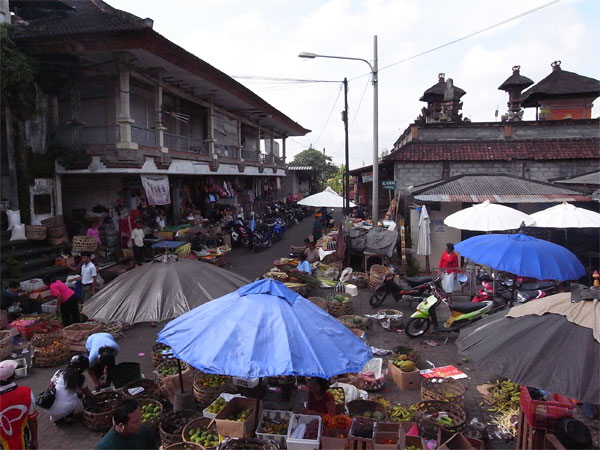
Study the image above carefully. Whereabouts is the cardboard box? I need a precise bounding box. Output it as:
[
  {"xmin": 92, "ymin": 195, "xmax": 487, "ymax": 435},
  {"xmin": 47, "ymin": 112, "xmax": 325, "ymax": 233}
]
[
  {"xmin": 437, "ymin": 432, "xmax": 478, "ymax": 450},
  {"xmin": 215, "ymin": 397, "xmax": 258, "ymax": 438},
  {"xmin": 388, "ymin": 360, "xmax": 421, "ymax": 390},
  {"xmin": 373, "ymin": 423, "xmax": 401, "ymax": 450},
  {"xmin": 404, "ymin": 435, "xmax": 426, "ymax": 450},
  {"xmin": 320, "ymin": 429, "xmax": 348, "ymax": 450}
]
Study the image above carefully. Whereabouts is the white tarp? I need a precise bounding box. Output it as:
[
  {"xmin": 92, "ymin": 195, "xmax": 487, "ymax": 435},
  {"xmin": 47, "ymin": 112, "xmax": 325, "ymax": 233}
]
[{"xmin": 298, "ymin": 187, "xmax": 356, "ymax": 208}]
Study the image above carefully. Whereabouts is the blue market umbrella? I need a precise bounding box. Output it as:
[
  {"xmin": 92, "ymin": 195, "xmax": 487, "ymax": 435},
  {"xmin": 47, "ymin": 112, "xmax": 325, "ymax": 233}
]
[
  {"xmin": 454, "ymin": 233, "xmax": 585, "ymax": 281},
  {"xmin": 158, "ymin": 279, "xmax": 373, "ymax": 379}
]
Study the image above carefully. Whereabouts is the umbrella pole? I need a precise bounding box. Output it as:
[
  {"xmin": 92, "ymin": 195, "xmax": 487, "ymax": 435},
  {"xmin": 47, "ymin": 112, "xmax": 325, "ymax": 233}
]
[
  {"xmin": 177, "ymin": 359, "xmax": 185, "ymax": 393},
  {"xmin": 253, "ymin": 378, "xmax": 263, "ymax": 435},
  {"xmin": 425, "ymin": 255, "xmax": 430, "ymax": 274}
]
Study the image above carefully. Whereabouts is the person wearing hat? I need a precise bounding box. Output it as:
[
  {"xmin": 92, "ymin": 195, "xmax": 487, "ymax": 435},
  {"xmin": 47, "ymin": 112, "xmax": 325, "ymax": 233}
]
[
  {"xmin": 94, "ymin": 399, "xmax": 155, "ymax": 449},
  {"xmin": 80, "ymin": 251, "xmax": 98, "ymax": 301},
  {"xmin": 86, "ymin": 332, "xmax": 120, "ymax": 390},
  {"xmin": 39, "ymin": 355, "xmax": 92, "ymax": 424},
  {"xmin": 0, "ymin": 360, "xmax": 39, "ymax": 449}
]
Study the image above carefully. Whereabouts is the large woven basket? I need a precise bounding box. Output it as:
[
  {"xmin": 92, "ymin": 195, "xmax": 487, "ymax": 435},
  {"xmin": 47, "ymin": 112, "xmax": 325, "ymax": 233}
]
[
  {"xmin": 31, "ymin": 333, "xmax": 70, "ymax": 368},
  {"xmin": 369, "ymin": 264, "xmax": 390, "ymax": 290},
  {"xmin": 62, "ymin": 323, "xmax": 102, "ymax": 349},
  {"xmin": 347, "ymin": 400, "xmax": 388, "ymax": 420},
  {"xmin": 122, "ymin": 378, "xmax": 161, "ymax": 400},
  {"xmin": 192, "ymin": 372, "xmax": 230, "ymax": 406},
  {"xmin": 327, "ymin": 293, "xmax": 352, "ymax": 317},
  {"xmin": 72, "ymin": 235, "xmax": 98, "ymax": 252},
  {"xmin": 162, "ymin": 443, "xmax": 205, "ymax": 450},
  {"xmin": 47, "ymin": 224, "xmax": 67, "ymax": 238},
  {"xmin": 307, "ymin": 296, "xmax": 328, "ymax": 311},
  {"xmin": 48, "ymin": 236, "xmax": 68, "ymax": 245},
  {"xmin": 182, "ymin": 417, "xmax": 219, "ymax": 449},
  {"xmin": 349, "ymin": 272, "xmax": 369, "ymax": 289},
  {"xmin": 102, "ymin": 321, "xmax": 123, "ymax": 339},
  {"xmin": 338, "ymin": 315, "xmax": 367, "ymax": 330},
  {"xmin": 159, "ymin": 410, "xmax": 202, "ymax": 447},
  {"xmin": 139, "ymin": 398, "xmax": 163, "ymax": 433},
  {"xmin": 377, "ymin": 309, "xmax": 404, "ymax": 330},
  {"xmin": 218, "ymin": 439, "xmax": 278, "ymax": 450},
  {"xmin": 155, "ymin": 359, "xmax": 191, "ymax": 384},
  {"xmin": 415, "ymin": 401, "xmax": 466, "ymax": 439},
  {"xmin": 421, "ymin": 377, "xmax": 466, "ymax": 405},
  {"xmin": 25, "ymin": 225, "xmax": 47, "ymax": 240},
  {"xmin": 83, "ymin": 391, "xmax": 122, "ymax": 432},
  {"xmin": 42, "ymin": 215, "xmax": 65, "ymax": 227},
  {"xmin": 0, "ymin": 330, "xmax": 13, "ymax": 360},
  {"xmin": 152, "ymin": 342, "xmax": 175, "ymax": 367}
]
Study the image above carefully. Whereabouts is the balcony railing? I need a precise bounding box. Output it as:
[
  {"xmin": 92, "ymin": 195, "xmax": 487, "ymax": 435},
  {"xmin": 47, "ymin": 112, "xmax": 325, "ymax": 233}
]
[
  {"xmin": 242, "ymin": 150, "xmax": 260, "ymax": 161},
  {"xmin": 261, "ymin": 154, "xmax": 275, "ymax": 164},
  {"xmin": 132, "ymin": 126, "xmax": 156, "ymax": 148},
  {"xmin": 164, "ymin": 132, "xmax": 208, "ymax": 154},
  {"xmin": 215, "ymin": 144, "xmax": 238, "ymax": 158}
]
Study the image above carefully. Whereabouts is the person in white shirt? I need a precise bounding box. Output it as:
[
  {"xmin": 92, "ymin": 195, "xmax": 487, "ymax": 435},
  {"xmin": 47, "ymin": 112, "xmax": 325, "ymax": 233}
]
[
  {"xmin": 130, "ymin": 221, "xmax": 145, "ymax": 266},
  {"xmin": 80, "ymin": 252, "xmax": 97, "ymax": 301}
]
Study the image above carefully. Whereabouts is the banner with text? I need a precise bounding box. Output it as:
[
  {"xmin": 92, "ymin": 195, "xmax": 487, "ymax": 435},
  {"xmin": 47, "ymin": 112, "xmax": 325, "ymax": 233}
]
[{"xmin": 141, "ymin": 175, "xmax": 171, "ymax": 206}]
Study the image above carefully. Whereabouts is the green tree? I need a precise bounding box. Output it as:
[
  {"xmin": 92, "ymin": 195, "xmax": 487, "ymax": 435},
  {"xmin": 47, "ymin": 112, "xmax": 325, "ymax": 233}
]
[
  {"xmin": 326, "ymin": 164, "xmax": 345, "ymax": 195},
  {"xmin": 291, "ymin": 147, "xmax": 338, "ymax": 190}
]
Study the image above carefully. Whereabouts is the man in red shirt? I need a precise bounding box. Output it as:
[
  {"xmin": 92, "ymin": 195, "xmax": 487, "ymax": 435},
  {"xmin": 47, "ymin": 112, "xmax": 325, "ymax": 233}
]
[
  {"xmin": 43, "ymin": 277, "xmax": 80, "ymax": 326},
  {"xmin": 0, "ymin": 360, "xmax": 38, "ymax": 450}
]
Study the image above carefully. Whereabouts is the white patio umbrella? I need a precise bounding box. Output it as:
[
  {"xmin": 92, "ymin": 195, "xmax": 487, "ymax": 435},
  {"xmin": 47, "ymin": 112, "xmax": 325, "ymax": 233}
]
[
  {"xmin": 531, "ymin": 202, "xmax": 600, "ymax": 228},
  {"xmin": 416, "ymin": 205, "xmax": 432, "ymax": 273},
  {"xmin": 298, "ymin": 187, "xmax": 356, "ymax": 208},
  {"xmin": 444, "ymin": 200, "xmax": 534, "ymax": 231}
]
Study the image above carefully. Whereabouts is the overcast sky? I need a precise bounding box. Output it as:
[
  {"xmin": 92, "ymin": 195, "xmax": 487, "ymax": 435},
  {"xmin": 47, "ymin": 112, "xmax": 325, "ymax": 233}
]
[{"xmin": 111, "ymin": 0, "xmax": 599, "ymax": 169}]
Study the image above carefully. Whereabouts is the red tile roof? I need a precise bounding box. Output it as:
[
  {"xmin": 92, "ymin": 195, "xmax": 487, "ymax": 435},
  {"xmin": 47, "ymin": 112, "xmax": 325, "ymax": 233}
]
[{"xmin": 386, "ymin": 138, "xmax": 599, "ymax": 162}]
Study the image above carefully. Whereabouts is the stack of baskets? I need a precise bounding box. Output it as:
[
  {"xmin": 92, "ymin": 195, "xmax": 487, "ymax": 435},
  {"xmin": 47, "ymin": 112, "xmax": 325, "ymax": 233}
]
[
  {"xmin": 192, "ymin": 372, "xmax": 230, "ymax": 407},
  {"xmin": 31, "ymin": 333, "xmax": 70, "ymax": 368},
  {"xmin": 326, "ymin": 293, "xmax": 352, "ymax": 317},
  {"xmin": 42, "ymin": 215, "xmax": 68, "ymax": 245},
  {"xmin": 152, "ymin": 342, "xmax": 175, "ymax": 367},
  {"xmin": 83, "ymin": 391, "xmax": 123, "ymax": 431},
  {"xmin": 72, "ymin": 235, "xmax": 99, "ymax": 252},
  {"xmin": 415, "ymin": 401, "xmax": 466, "ymax": 439},
  {"xmin": 159, "ymin": 410, "xmax": 202, "ymax": 447},
  {"xmin": 369, "ymin": 265, "xmax": 390, "ymax": 290},
  {"xmin": 25, "ymin": 225, "xmax": 47, "ymax": 241},
  {"xmin": 307, "ymin": 296, "xmax": 328, "ymax": 311},
  {"xmin": 421, "ymin": 377, "xmax": 466, "ymax": 405}
]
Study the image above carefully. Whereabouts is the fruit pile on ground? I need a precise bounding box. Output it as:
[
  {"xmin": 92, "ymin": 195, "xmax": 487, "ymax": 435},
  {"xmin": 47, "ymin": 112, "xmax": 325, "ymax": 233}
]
[
  {"xmin": 259, "ymin": 418, "xmax": 289, "ymax": 435},
  {"xmin": 227, "ymin": 408, "xmax": 253, "ymax": 422},
  {"xmin": 140, "ymin": 403, "xmax": 160, "ymax": 422},
  {"xmin": 187, "ymin": 426, "xmax": 219, "ymax": 448},
  {"xmin": 205, "ymin": 397, "xmax": 227, "ymax": 414}
]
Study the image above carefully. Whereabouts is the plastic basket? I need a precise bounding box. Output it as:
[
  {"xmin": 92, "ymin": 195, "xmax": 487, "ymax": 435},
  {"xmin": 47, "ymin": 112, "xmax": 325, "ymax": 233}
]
[
  {"xmin": 287, "ymin": 414, "xmax": 322, "ymax": 450},
  {"xmin": 520, "ymin": 386, "xmax": 574, "ymax": 431},
  {"xmin": 255, "ymin": 410, "xmax": 293, "ymax": 449},
  {"xmin": 41, "ymin": 299, "xmax": 58, "ymax": 314}
]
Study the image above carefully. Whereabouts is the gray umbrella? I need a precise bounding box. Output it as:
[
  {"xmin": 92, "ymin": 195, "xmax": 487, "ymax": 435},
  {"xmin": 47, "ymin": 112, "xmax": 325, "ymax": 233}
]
[
  {"xmin": 457, "ymin": 294, "xmax": 599, "ymax": 403},
  {"xmin": 82, "ymin": 259, "xmax": 250, "ymax": 324}
]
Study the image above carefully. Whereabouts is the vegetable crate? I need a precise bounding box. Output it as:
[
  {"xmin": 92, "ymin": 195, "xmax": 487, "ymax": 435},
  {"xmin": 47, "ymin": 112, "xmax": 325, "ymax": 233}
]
[
  {"xmin": 41, "ymin": 299, "xmax": 58, "ymax": 314},
  {"xmin": 215, "ymin": 397, "xmax": 259, "ymax": 438},
  {"xmin": 255, "ymin": 410, "xmax": 293, "ymax": 449},
  {"xmin": 348, "ymin": 416, "xmax": 376, "ymax": 450},
  {"xmin": 520, "ymin": 386, "xmax": 574, "ymax": 431},
  {"xmin": 286, "ymin": 414, "xmax": 322, "ymax": 450},
  {"xmin": 373, "ymin": 422, "xmax": 401, "ymax": 450}
]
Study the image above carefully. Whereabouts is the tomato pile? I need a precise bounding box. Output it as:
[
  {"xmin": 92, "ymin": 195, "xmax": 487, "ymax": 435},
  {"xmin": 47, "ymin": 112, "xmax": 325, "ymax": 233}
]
[{"xmin": 322, "ymin": 414, "xmax": 352, "ymax": 430}]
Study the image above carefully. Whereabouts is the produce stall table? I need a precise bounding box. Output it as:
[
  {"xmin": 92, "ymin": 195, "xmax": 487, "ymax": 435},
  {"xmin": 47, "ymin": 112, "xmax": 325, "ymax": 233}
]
[{"xmin": 151, "ymin": 240, "xmax": 186, "ymax": 257}]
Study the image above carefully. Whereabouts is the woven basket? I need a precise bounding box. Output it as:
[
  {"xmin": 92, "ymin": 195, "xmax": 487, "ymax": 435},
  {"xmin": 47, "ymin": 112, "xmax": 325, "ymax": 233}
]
[
  {"xmin": 102, "ymin": 321, "xmax": 123, "ymax": 339},
  {"xmin": 322, "ymin": 253, "xmax": 338, "ymax": 263},
  {"xmin": 415, "ymin": 401, "xmax": 466, "ymax": 439},
  {"xmin": 62, "ymin": 323, "xmax": 102, "ymax": 348},
  {"xmin": 31, "ymin": 333, "xmax": 70, "ymax": 368},
  {"xmin": 307, "ymin": 296, "xmax": 328, "ymax": 311},
  {"xmin": 338, "ymin": 315, "xmax": 367, "ymax": 330},
  {"xmin": 83, "ymin": 391, "xmax": 123, "ymax": 432},
  {"xmin": 25, "ymin": 225, "xmax": 47, "ymax": 240},
  {"xmin": 377, "ymin": 309, "xmax": 404, "ymax": 330},
  {"xmin": 349, "ymin": 272, "xmax": 369, "ymax": 289},
  {"xmin": 160, "ymin": 410, "xmax": 202, "ymax": 447},
  {"xmin": 48, "ymin": 236, "xmax": 68, "ymax": 245},
  {"xmin": 0, "ymin": 330, "xmax": 12, "ymax": 360},
  {"xmin": 192, "ymin": 372, "xmax": 230, "ymax": 406},
  {"xmin": 182, "ymin": 417, "xmax": 219, "ymax": 449},
  {"xmin": 369, "ymin": 265, "xmax": 390, "ymax": 290},
  {"xmin": 327, "ymin": 293, "xmax": 352, "ymax": 317},
  {"xmin": 72, "ymin": 235, "xmax": 98, "ymax": 252},
  {"xmin": 218, "ymin": 439, "xmax": 278, "ymax": 450},
  {"xmin": 421, "ymin": 377, "xmax": 466, "ymax": 405},
  {"xmin": 155, "ymin": 359, "xmax": 190, "ymax": 384},
  {"xmin": 139, "ymin": 398, "xmax": 163, "ymax": 433},
  {"xmin": 152, "ymin": 342, "xmax": 175, "ymax": 367},
  {"xmin": 162, "ymin": 443, "xmax": 205, "ymax": 450},
  {"xmin": 42, "ymin": 215, "xmax": 65, "ymax": 227},
  {"xmin": 122, "ymin": 378, "xmax": 161, "ymax": 400},
  {"xmin": 47, "ymin": 224, "xmax": 67, "ymax": 238},
  {"xmin": 347, "ymin": 400, "xmax": 388, "ymax": 420}
]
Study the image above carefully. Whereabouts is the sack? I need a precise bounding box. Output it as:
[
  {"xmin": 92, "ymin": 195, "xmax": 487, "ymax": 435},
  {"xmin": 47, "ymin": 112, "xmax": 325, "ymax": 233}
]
[
  {"xmin": 36, "ymin": 387, "xmax": 56, "ymax": 409},
  {"xmin": 7, "ymin": 209, "xmax": 21, "ymax": 231},
  {"xmin": 441, "ymin": 272, "xmax": 457, "ymax": 293},
  {"xmin": 10, "ymin": 223, "xmax": 27, "ymax": 241}
]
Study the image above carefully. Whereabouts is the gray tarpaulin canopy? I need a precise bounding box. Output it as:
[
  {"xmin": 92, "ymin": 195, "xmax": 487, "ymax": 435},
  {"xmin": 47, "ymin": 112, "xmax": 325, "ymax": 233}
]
[{"xmin": 82, "ymin": 259, "xmax": 250, "ymax": 324}]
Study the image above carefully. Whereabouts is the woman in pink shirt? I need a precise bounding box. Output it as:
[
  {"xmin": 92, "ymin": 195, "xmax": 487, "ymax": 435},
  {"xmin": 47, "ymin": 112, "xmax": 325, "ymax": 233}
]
[{"xmin": 43, "ymin": 277, "xmax": 80, "ymax": 326}]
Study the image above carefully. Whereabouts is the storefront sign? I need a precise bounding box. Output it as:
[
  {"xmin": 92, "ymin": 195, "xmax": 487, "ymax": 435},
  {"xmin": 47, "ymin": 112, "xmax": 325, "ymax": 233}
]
[
  {"xmin": 361, "ymin": 172, "xmax": 373, "ymax": 183},
  {"xmin": 432, "ymin": 219, "xmax": 445, "ymax": 232},
  {"xmin": 381, "ymin": 180, "xmax": 396, "ymax": 190},
  {"xmin": 141, "ymin": 175, "xmax": 171, "ymax": 205}
]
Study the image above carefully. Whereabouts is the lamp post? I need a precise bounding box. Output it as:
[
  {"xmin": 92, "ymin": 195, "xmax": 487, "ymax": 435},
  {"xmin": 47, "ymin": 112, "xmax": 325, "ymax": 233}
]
[{"xmin": 299, "ymin": 35, "xmax": 379, "ymax": 223}]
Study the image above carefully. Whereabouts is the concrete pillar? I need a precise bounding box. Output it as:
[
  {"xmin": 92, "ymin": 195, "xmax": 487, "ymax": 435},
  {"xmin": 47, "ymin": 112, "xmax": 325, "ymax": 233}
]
[
  {"xmin": 53, "ymin": 173, "xmax": 63, "ymax": 215},
  {"xmin": 116, "ymin": 59, "xmax": 138, "ymax": 150},
  {"xmin": 282, "ymin": 137, "xmax": 286, "ymax": 162},
  {"xmin": 70, "ymin": 81, "xmax": 81, "ymax": 145},
  {"xmin": 205, "ymin": 98, "xmax": 216, "ymax": 158},
  {"xmin": 237, "ymin": 118, "xmax": 243, "ymax": 160},
  {"xmin": 153, "ymin": 70, "xmax": 168, "ymax": 152},
  {"xmin": 269, "ymin": 131, "xmax": 274, "ymax": 156}
]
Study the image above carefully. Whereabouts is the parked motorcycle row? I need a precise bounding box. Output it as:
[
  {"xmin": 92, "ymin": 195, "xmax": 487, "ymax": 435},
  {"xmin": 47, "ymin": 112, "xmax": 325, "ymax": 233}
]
[
  {"xmin": 369, "ymin": 266, "xmax": 560, "ymax": 339},
  {"xmin": 223, "ymin": 202, "xmax": 311, "ymax": 252}
]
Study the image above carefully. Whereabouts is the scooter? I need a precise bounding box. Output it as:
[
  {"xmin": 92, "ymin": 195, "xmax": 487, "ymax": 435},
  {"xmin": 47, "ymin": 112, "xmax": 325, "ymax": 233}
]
[
  {"xmin": 471, "ymin": 270, "xmax": 558, "ymax": 305},
  {"xmin": 267, "ymin": 218, "xmax": 286, "ymax": 241},
  {"xmin": 369, "ymin": 266, "xmax": 433, "ymax": 307},
  {"xmin": 405, "ymin": 282, "xmax": 493, "ymax": 338}
]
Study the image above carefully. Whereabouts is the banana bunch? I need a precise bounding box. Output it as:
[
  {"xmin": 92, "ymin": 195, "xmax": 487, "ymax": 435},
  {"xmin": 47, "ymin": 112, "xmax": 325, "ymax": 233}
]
[
  {"xmin": 486, "ymin": 380, "xmax": 520, "ymax": 412},
  {"xmin": 371, "ymin": 394, "xmax": 390, "ymax": 409},
  {"xmin": 388, "ymin": 403, "xmax": 418, "ymax": 422},
  {"xmin": 175, "ymin": 243, "xmax": 192, "ymax": 257}
]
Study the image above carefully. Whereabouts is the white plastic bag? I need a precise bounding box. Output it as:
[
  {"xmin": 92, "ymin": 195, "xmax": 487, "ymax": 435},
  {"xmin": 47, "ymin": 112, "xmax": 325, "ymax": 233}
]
[
  {"xmin": 10, "ymin": 224, "xmax": 26, "ymax": 241},
  {"xmin": 7, "ymin": 209, "xmax": 21, "ymax": 231},
  {"xmin": 441, "ymin": 272, "xmax": 456, "ymax": 293}
]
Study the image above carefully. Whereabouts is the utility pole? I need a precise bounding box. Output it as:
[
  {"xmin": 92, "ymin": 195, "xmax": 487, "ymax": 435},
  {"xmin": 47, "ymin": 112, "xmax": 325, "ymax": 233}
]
[
  {"xmin": 372, "ymin": 35, "xmax": 379, "ymax": 224},
  {"xmin": 342, "ymin": 78, "xmax": 350, "ymax": 216}
]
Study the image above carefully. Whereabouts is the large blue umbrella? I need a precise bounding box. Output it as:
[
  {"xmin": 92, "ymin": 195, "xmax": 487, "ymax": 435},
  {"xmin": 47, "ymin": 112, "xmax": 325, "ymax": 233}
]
[
  {"xmin": 455, "ymin": 233, "xmax": 585, "ymax": 281},
  {"xmin": 158, "ymin": 279, "xmax": 372, "ymax": 378}
]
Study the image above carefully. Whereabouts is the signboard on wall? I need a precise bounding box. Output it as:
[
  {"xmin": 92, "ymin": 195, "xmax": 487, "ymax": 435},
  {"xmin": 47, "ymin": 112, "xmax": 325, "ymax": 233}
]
[
  {"xmin": 431, "ymin": 219, "xmax": 445, "ymax": 232},
  {"xmin": 381, "ymin": 180, "xmax": 396, "ymax": 190},
  {"xmin": 141, "ymin": 175, "xmax": 171, "ymax": 205},
  {"xmin": 361, "ymin": 172, "xmax": 373, "ymax": 183}
]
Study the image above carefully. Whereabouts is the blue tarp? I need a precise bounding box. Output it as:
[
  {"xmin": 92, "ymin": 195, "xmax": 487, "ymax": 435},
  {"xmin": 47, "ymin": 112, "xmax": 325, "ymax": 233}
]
[
  {"xmin": 151, "ymin": 240, "xmax": 185, "ymax": 250},
  {"xmin": 158, "ymin": 279, "xmax": 373, "ymax": 378}
]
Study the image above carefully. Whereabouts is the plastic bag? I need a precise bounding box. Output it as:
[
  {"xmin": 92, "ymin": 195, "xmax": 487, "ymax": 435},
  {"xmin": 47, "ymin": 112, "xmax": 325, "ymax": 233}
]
[{"xmin": 441, "ymin": 272, "xmax": 456, "ymax": 293}]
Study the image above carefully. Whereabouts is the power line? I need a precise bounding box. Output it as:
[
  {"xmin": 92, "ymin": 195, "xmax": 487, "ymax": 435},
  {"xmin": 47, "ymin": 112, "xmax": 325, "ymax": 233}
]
[{"xmin": 313, "ymin": 84, "xmax": 343, "ymax": 147}]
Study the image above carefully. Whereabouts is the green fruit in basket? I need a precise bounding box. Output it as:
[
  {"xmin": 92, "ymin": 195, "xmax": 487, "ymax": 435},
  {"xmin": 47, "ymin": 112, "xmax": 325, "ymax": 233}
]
[
  {"xmin": 352, "ymin": 316, "xmax": 362, "ymax": 324},
  {"xmin": 373, "ymin": 411, "xmax": 385, "ymax": 421}
]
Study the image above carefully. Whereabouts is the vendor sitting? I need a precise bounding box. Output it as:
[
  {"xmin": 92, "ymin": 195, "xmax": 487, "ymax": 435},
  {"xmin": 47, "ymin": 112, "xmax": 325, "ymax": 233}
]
[
  {"xmin": 304, "ymin": 239, "xmax": 320, "ymax": 263},
  {"xmin": 305, "ymin": 377, "xmax": 336, "ymax": 416},
  {"xmin": 190, "ymin": 232, "xmax": 206, "ymax": 252},
  {"xmin": 86, "ymin": 332, "xmax": 120, "ymax": 390},
  {"xmin": 296, "ymin": 253, "xmax": 312, "ymax": 275}
]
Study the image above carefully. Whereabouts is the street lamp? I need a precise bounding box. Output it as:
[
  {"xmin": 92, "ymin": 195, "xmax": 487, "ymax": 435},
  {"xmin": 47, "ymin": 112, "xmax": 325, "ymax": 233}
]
[{"xmin": 299, "ymin": 35, "xmax": 379, "ymax": 224}]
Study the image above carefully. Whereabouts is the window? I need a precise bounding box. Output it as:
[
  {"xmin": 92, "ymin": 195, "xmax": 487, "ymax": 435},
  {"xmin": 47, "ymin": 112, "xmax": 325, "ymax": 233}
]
[{"xmin": 33, "ymin": 194, "xmax": 52, "ymax": 215}]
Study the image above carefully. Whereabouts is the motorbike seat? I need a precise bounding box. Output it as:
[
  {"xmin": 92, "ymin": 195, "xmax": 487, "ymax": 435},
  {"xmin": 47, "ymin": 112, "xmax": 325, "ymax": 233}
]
[
  {"xmin": 407, "ymin": 276, "xmax": 433, "ymax": 287},
  {"xmin": 451, "ymin": 302, "xmax": 487, "ymax": 313},
  {"xmin": 520, "ymin": 281, "xmax": 555, "ymax": 291}
]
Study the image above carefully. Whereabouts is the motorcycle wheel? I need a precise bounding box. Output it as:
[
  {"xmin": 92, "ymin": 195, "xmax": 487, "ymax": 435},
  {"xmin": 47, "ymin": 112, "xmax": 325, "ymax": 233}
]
[
  {"xmin": 405, "ymin": 318, "xmax": 430, "ymax": 338},
  {"xmin": 241, "ymin": 237, "xmax": 250, "ymax": 247},
  {"xmin": 369, "ymin": 287, "xmax": 388, "ymax": 307},
  {"xmin": 273, "ymin": 233, "xmax": 282, "ymax": 242}
]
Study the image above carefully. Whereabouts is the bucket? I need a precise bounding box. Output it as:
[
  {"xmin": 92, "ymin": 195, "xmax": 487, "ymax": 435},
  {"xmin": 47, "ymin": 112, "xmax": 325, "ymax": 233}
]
[{"xmin": 345, "ymin": 284, "xmax": 359, "ymax": 296}]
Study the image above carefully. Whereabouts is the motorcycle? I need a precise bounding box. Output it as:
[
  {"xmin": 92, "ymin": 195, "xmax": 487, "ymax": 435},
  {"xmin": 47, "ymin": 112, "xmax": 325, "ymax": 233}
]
[
  {"xmin": 224, "ymin": 218, "xmax": 252, "ymax": 248},
  {"xmin": 405, "ymin": 283, "xmax": 494, "ymax": 338},
  {"xmin": 369, "ymin": 266, "xmax": 433, "ymax": 307},
  {"xmin": 267, "ymin": 218, "xmax": 286, "ymax": 241},
  {"xmin": 251, "ymin": 227, "xmax": 273, "ymax": 251},
  {"xmin": 471, "ymin": 270, "xmax": 558, "ymax": 305}
]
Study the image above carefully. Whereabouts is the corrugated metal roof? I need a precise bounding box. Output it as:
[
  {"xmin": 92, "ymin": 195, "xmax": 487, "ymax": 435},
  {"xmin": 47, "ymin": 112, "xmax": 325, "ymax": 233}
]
[
  {"xmin": 287, "ymin": 165, "xmax": 314, "ymax": 171},
  {"xmin": 553, "ymin": 171, "xmax": 600, "ymax": 186},
  {"xmin": 412, "ymin": 175, "xmax": 592, "ymax": 203}
]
